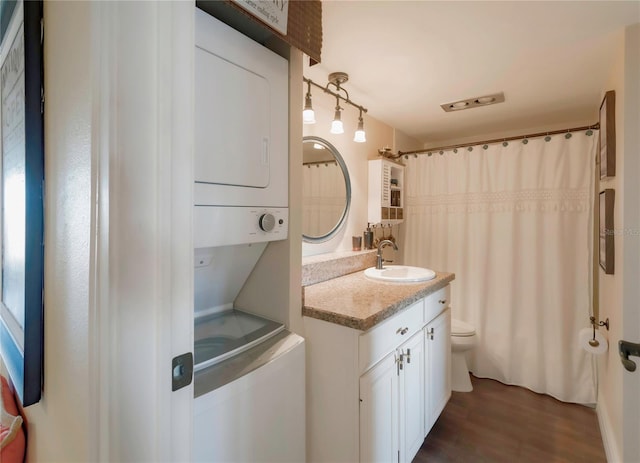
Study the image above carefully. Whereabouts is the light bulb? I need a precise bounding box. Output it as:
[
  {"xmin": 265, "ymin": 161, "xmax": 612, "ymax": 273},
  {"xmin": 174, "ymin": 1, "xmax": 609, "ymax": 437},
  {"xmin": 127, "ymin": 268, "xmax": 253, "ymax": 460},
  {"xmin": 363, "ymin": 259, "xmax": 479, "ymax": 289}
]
[
  {"xmin": 330, "ymin": 107, "xmax": 344, "ymax": 134},
  {"xmin": 353, "ymin": 116, "xmax": 366, "ymax": 143},
  {"xmin": 302, "ymin": 93, "xmax": 315, "ymax": 124},
  {"xmin": 303, "ymin": 108, "xmax": 316, "ymax": 124},
  {"xmin": 330, "ymin": 120, "xmax": 344, "ymax": 134}
]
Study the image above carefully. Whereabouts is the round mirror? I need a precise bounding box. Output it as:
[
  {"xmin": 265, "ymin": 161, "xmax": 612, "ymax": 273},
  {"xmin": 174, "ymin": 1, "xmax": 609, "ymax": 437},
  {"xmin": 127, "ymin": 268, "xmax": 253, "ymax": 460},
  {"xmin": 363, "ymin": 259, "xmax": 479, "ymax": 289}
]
[{"xmin": 302, "ymin": 136, "xmax": 351, "ymax": 243}]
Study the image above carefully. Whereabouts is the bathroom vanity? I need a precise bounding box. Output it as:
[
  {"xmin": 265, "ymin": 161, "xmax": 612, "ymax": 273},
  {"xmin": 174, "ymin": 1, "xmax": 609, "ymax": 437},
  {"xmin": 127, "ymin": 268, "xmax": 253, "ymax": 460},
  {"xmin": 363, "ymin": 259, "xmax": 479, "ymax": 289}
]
[{"xmin": 302, "ymin": 252, "xmax": 454, "ymax": 463}]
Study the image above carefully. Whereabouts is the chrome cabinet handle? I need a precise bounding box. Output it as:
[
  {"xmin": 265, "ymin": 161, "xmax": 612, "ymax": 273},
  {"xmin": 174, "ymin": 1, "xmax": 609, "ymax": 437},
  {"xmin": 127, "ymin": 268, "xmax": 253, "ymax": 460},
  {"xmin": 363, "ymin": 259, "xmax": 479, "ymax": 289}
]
[
  {"xmin": 439, "ymin": 299, "xmax": 447, "ymax": 304},
  {"xmin": 406, "ymin": 348, "xmax": 411, "ymax": 364},
  {"xmin": 429, "ymin": 327, "xmax": 435, "ymax": 340},
  {"xmin": 396, "ymin": 327, "xmax": 409, "ymax": 335}
]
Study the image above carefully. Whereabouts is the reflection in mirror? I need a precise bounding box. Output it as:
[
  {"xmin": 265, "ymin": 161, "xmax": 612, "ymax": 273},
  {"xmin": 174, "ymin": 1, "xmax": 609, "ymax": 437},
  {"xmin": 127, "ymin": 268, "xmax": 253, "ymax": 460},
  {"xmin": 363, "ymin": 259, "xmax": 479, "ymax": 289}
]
[{"xmin": 302, "ymin": 136, "xmax": 351, "ymax": 243}]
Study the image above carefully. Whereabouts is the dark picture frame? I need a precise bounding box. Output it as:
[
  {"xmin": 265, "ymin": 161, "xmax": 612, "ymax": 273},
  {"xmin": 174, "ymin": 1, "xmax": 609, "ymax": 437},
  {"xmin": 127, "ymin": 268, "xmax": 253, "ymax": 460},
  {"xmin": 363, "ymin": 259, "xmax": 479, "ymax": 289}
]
[
  {"xmin": 0, "ymin": 0, "xmax": 44, "ymax": 407},
  {"xmin": 599, "ymin": 90, "xmax": 616, "ymax": 179},
  {"xmin": 599, "ymin": 189, "xmax": 615, "ymax": 275}
]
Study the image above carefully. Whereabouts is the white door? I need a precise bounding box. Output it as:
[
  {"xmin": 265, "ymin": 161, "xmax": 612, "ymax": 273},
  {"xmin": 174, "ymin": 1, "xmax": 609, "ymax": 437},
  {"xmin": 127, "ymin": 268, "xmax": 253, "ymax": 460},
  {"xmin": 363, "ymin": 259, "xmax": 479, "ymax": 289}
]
[
  {"xmin": 360, "ymin": 352, "xmax": 399, "ymax": 463},
  {"xmin": 399, "ymin": 330, "xmax": 425, "ymax": 463},
  {"xmin": 90, "ymin": 2, "xmax": 195, "ymax": 461},
  {"xmin": 621, "ymin": 314, "xmax": 640, "ymax": 461},
  {"xmin": 619, "ymin": 185, "xmax": 640, "ymax": 460},
  {"xmin": 621, "ymin": 26, "xmax": 640, "ymax": 462},
  {"xmin": 425, "ymin": 308, "xmax": 451, "ymax": 434}
]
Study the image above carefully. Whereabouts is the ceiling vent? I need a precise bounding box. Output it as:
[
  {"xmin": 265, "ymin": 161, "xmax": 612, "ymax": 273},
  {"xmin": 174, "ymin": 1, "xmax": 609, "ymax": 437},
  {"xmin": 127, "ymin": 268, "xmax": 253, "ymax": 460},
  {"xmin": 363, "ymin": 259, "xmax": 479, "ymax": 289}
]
[{"xmin": 441, "ymin": 92, "xmax": 505, "ymax": 112}]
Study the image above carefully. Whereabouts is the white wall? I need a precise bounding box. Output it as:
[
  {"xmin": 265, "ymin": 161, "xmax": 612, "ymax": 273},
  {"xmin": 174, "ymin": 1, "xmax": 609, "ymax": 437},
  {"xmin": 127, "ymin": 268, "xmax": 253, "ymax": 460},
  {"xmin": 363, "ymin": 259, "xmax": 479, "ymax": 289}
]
[{"xmin": 21, "ymin": 2, "xmax": 92, "ymax": 460}]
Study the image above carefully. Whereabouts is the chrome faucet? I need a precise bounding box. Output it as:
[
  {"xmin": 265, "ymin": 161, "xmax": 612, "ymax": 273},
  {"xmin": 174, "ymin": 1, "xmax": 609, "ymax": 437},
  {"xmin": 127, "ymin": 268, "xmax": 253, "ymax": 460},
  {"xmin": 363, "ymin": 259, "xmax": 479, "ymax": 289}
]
[{"xmin": 376, "ymin": 239, "xmax": 398, "ymax": 269}]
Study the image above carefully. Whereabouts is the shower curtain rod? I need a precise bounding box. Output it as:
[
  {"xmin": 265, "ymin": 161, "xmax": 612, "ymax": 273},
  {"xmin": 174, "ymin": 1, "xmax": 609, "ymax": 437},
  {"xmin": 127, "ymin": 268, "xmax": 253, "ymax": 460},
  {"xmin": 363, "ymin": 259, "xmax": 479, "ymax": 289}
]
[
  {"xmin": 395, "ymin": 122, "xmax": 600, "ymax": 158},
  {"xmin": 303, "ymin": 160, "xmax": 338, "ymax": 167}
]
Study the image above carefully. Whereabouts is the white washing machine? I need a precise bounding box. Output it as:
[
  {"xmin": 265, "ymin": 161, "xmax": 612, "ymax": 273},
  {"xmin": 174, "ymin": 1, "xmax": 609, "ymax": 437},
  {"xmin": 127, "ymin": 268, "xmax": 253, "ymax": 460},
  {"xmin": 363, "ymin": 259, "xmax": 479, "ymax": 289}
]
[{"xmin": 193, "ymin": 330, "xmax": 305, "ymax": 462}]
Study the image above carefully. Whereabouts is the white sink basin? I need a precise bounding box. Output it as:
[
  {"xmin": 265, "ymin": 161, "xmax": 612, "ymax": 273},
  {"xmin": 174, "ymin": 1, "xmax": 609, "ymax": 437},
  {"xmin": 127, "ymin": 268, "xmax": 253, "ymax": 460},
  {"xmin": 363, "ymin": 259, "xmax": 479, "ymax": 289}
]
[{"xmin": 364, "ymin": 265, "xmax": 436, "ymax": 283}]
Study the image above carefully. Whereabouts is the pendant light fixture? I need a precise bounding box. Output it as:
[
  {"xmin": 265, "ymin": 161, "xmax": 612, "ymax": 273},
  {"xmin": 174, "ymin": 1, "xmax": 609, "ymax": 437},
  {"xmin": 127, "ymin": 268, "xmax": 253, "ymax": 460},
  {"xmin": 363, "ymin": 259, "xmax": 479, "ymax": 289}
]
[
  {"xmin": 302, "ymin": 80, "xmax": 316, "ymax": 124},
  {"xmin": 303, "ymin": 72, "xmax": 368, "ymax": 143},
  {"xmin": 353, "ymin": 109, "xmax": 366, "ymax": 143},
  {"xmin": 330, "ymin": 96, "xmax": 344, "ymax": 134}
]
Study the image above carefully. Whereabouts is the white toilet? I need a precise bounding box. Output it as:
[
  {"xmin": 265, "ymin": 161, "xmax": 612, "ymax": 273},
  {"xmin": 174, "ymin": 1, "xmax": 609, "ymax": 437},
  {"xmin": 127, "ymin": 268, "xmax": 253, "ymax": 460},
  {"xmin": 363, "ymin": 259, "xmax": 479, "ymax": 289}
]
[{"xmin": 451, "ymin": 318, "xmax": 477, "ymax": 392}]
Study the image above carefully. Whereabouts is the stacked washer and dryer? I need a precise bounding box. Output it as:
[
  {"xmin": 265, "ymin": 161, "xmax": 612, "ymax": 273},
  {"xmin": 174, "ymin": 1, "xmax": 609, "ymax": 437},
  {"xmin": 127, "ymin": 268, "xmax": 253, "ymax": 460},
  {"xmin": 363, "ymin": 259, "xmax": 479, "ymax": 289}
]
[{"xmin": 192, "ymin": 8, "xmax": 304, "ymax": 462}]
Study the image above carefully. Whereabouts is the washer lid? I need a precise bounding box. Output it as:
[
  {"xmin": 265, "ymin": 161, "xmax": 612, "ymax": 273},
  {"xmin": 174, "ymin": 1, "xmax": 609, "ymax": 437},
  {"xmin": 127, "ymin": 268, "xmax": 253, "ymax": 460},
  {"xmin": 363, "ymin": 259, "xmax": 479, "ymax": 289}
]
[{"xmin": 451, "ymin": 318, "xmax": 476, "ymax": 336}]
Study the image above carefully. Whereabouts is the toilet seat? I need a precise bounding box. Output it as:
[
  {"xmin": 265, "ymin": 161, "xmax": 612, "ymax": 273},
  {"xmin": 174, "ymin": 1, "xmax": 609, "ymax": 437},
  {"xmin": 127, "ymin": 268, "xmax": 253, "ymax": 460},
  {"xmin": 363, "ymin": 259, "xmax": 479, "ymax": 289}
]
[{"xmin": 451, "ymin": 318, "xmax": 475, "ymax": 337}]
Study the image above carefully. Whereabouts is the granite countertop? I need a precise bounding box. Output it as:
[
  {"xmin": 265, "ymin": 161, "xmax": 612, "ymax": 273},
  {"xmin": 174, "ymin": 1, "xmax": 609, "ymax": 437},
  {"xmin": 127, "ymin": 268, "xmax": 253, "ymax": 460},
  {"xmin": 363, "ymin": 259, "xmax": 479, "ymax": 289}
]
[{"xmin": 303, "ymin": 270, "xmax": 455, "ymax": 331}]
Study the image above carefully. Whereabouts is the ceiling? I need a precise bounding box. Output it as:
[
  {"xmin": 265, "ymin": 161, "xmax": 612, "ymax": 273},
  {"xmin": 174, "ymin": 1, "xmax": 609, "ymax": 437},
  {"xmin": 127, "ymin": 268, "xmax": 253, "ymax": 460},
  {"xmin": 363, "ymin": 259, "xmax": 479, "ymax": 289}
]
[{"xmin": 303, "ymin": 1, "xmax": 640, "ymax": 147}]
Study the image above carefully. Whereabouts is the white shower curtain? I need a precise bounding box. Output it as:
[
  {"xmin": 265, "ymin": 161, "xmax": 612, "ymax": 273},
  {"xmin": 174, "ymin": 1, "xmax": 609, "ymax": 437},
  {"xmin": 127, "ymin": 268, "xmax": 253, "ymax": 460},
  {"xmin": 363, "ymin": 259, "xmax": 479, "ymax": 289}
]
[
  {"xmin": 403, "ymin": 133, "xmax": 597, "ymax": 404},
  {"xmin": 302, "ymin": 163, "xmax": 346, "ymax": 237}
]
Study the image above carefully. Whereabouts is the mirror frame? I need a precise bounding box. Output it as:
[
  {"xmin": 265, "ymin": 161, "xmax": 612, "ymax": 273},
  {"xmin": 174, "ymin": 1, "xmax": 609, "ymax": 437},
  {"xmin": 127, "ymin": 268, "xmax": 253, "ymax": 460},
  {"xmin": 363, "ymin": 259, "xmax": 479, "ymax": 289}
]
[{"xmin": 302, "ymin": 136, "xmax": 351, "ymax": 243}]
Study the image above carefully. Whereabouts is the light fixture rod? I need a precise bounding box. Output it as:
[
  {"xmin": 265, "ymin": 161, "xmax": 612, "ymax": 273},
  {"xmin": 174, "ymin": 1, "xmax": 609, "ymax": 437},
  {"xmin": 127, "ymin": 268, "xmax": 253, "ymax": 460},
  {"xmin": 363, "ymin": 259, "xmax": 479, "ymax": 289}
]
[{"xmin": 303, "ymin": 77, "xmax": 368, "ymax": 115}]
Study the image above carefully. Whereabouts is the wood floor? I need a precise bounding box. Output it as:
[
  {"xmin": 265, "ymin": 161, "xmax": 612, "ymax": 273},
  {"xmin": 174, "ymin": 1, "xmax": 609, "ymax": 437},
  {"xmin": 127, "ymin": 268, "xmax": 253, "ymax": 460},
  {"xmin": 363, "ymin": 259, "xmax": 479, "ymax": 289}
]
[{"xmin": 414, "ymin": 376, "xmax": 607, "ymax": 463}]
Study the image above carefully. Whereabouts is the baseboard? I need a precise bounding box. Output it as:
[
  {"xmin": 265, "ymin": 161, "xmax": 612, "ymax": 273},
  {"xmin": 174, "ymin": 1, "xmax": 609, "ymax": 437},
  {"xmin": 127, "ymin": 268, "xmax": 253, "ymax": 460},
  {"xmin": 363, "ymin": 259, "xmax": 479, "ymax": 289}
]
[{"xmin": 597, "ymin": 401, "xmax": 622, "ymax": 463}]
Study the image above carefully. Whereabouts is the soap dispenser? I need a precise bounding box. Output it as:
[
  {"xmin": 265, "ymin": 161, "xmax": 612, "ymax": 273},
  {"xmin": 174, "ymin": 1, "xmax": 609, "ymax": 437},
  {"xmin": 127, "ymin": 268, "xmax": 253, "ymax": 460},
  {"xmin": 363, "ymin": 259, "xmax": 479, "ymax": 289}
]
[{"xmin": 363, "ymin": 223, "xmax": 374, "ymax": 250}]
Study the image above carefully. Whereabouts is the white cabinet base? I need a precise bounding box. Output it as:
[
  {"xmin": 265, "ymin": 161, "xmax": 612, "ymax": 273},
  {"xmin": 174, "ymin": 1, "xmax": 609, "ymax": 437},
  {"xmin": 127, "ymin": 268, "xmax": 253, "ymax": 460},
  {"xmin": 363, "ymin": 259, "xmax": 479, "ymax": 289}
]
[{"xmin": 305, "ymin": 285, "xmax": 452, "ymax": 463}]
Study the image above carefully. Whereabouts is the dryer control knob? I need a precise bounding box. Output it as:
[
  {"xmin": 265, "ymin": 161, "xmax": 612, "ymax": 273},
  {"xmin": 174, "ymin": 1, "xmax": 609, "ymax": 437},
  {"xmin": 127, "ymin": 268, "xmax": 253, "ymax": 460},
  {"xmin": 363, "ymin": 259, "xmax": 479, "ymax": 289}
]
[{"xmin": 259, "ymin": 213, "xmax": 276, "ymax": 232}]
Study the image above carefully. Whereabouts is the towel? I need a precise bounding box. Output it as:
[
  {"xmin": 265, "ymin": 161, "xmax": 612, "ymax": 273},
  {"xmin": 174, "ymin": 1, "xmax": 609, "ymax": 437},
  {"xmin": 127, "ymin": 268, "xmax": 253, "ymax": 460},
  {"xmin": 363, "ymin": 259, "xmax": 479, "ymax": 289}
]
[{"xmin": 1, "ymin": 375, "xmax": 25, "ymax": 463}]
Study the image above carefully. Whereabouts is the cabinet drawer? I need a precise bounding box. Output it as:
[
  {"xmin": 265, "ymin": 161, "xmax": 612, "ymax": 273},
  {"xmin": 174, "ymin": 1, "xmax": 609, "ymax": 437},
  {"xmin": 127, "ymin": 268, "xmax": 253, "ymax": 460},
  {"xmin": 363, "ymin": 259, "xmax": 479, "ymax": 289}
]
[
  {"xmin": 424, "ymin": 285, "xmax": 450, "ymax": 322},
  {"xmin": 359, "ymin": 299, "xmax": 424, "ymax": 374}
]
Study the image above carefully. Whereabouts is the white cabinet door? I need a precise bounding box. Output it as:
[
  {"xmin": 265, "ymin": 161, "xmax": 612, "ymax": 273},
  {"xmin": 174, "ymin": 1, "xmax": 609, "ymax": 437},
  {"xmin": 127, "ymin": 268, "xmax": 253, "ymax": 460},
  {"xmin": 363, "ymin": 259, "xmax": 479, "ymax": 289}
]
[
  {"xmin": 399, "ymin": 330, "xmax": 425, "ymax": 463},
  {"xmin": 425, "ymin": 308, "xmax": 451, "ymax": 434},
  {"xmin": 360, "ymin": 352, "xmax": 399, "ymax": 463}
]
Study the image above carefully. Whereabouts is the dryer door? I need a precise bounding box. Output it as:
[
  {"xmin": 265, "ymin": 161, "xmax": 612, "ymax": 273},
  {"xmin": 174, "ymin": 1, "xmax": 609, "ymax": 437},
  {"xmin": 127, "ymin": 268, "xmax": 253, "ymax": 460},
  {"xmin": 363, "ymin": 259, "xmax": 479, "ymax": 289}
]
[{"xmin": 195, "ymin": 46, "xmax": 270, "ymax": 188}]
